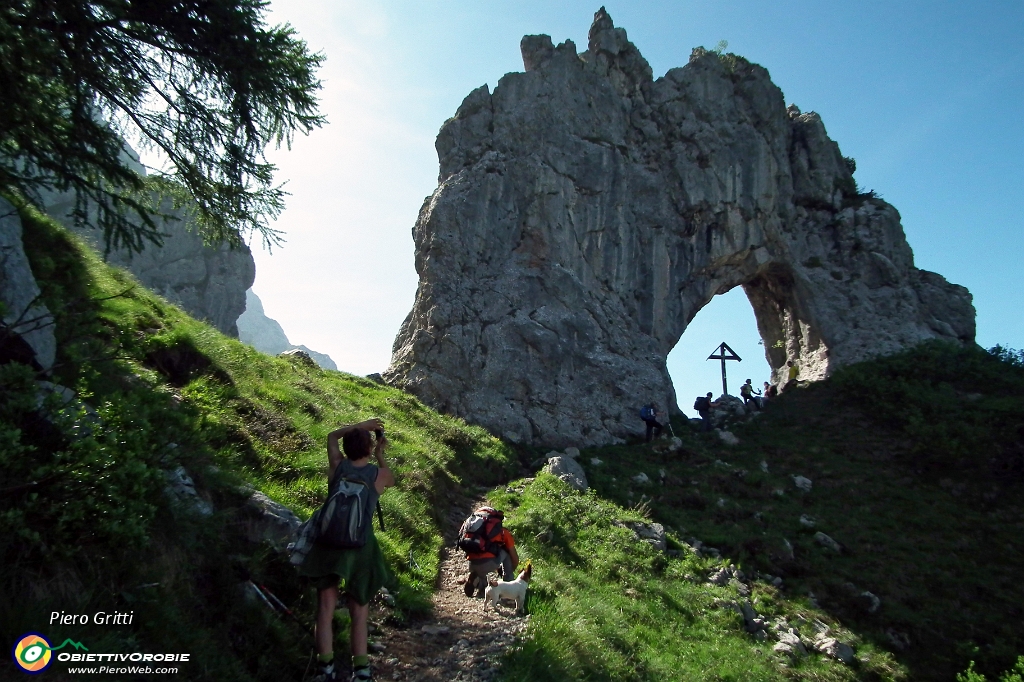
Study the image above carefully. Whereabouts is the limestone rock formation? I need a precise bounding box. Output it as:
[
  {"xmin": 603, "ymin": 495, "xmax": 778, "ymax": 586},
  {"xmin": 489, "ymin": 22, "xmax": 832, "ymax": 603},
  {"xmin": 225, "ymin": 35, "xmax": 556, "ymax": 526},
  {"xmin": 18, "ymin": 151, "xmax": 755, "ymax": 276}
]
[
  {"xmin": 237, "ymin": 289, "xmax": 338, "ymax": 371},
  {"xmin": 237, "ymin": 289, "xmax": 290, "ymax": 354},
  {"xmin": 385, "ymin": 8, "xmax": 975, "ymax": 447},
  {"xmin": 41, "ymin": 190, "xmax": 255, "ymax": 337},
  {"xmin": 0, "ymin": 197, "xmax": 55, "ymax": 371}
]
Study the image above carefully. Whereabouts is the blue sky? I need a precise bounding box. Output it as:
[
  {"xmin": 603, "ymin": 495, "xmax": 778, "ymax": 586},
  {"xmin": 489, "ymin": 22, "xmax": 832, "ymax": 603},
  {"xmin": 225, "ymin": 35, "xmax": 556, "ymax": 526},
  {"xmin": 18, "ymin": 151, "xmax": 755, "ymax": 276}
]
[{"xmin": 243, "ymin": 0, "xmax": 1022, "ymax": 409}]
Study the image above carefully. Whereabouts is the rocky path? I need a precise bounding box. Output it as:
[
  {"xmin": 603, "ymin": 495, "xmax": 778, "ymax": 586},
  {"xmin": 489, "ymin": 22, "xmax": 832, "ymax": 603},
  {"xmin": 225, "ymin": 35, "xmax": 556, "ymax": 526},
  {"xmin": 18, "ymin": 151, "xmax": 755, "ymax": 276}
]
[{"xmin": 363, "ymin": 495, "xmax": 530, "ymax": 682}]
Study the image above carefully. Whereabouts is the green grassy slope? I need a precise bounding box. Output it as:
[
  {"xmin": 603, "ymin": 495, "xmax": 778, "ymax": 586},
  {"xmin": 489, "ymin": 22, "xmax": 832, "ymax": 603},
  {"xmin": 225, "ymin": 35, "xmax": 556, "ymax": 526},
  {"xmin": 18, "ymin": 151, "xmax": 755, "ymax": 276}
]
[
  {"xmin": 490, "ymin": 474, "xmax": 904, "ymax": 681},
  {"xmin": 1, "ymin": 202, "xmax": 515, "ymax": 679},
  {"xmin": 508, "ymin": 343, "xmax": 1024, "ymax": 681}
]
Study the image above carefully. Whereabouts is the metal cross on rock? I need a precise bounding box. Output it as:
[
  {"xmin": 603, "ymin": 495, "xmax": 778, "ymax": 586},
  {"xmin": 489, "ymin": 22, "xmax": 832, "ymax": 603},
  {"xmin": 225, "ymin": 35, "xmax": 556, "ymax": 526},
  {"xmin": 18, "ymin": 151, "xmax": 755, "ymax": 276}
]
[{"xmin": 707, "ymin": 342, "xmax": 742, "ymax": 396}]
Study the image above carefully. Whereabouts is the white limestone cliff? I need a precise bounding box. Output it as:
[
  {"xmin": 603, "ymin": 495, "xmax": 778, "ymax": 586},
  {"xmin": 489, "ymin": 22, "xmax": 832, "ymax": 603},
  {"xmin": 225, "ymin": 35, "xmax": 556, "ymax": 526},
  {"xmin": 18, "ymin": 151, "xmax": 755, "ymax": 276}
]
[{"xmin": 385, "ymin": 9, "xmax": 974, "ymax": 448}]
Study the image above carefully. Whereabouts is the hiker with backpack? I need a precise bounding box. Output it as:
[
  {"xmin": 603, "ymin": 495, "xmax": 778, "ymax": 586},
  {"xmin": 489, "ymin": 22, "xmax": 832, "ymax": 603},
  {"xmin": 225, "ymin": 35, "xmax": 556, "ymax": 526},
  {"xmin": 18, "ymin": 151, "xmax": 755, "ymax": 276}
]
[
  {"xmin": 297, "ymin": 419, "xmax": 394, "ymax": 682},
  {"xmin": 458, "ymin": 507, "xmax": 518, "ymax": 598},
  {"xmin": 694, "ymin": 392, "xmax": 714, "ymax": 431},
  {"xmin": 639, "ymin": 402, "xmax": 664, "ymax": 442}
]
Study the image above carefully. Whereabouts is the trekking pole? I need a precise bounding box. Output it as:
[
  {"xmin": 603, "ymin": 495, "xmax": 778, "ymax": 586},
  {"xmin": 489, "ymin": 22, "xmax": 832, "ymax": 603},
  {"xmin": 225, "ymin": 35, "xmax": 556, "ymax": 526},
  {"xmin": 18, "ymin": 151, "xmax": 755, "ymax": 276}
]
[
  {"xmin": 248, "ymin": 581, "xmax": 313, "ymax": 636},
  {"xmin": 376, "ymin": 501, "xmax": 386, "ymax": 532},
  {"xmin": 259, "ymin": 583, "xmax": 313, "ymax": 634},
  {"xmin": 247, "ymin": 580, "xmax": 276, "ymax": 612}
]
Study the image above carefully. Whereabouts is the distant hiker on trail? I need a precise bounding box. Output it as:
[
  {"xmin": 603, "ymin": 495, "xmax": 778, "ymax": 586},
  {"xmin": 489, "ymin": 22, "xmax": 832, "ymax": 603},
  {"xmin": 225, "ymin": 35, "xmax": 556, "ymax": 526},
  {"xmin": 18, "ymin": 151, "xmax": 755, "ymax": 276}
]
[
  {"xmin": 766, "ymin": 382, "xmax": 779, "ymax": 399},
  {"xmin": 297, "ymin": 419, "xmax": 395, "ymax": 682},
  {"xmin": 740, "ymin": 379, "xmax": 761, "ymax": 410},
  {"xmin": 762, "ymin": 381, "xmax": 773, "ymax": 404},
  {"xmin": 458, "ymin": 508, "xmax": 519, "ymax": 599},
  {"xmin": 694, "ymin": 392, "xmax": 714, "ymax": 431},
  {"xmin": 639, "ymin": 402, "xmax": 664, "ymax": 442}
]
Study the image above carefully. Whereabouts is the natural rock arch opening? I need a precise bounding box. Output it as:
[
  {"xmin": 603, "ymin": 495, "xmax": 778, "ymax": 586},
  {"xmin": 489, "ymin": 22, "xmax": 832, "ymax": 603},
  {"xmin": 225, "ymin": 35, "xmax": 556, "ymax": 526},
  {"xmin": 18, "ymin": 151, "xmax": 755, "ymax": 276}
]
[
  {"xmin": 385, "ymin": 9, "xmax": 974, "ymax": 448},
  {"xmin": 665, "ymin": 287, "xmax": 772, "ymax": 408}
]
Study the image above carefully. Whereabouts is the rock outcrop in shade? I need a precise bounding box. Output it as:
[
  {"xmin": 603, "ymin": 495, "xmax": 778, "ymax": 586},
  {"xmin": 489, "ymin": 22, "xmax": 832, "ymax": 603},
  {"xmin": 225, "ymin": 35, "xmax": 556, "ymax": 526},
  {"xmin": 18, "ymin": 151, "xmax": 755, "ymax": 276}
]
[
  {"xmin": 0, "ymin": 197, "xmax": 56, "ymax": 371},
  {"xmin": 42, "ymin": 190, "xmax": 256, "ymax": 338},
  {"xmin": 385, "ymin": 8, "xmax": 975, "ymax": 447},
  {"xmin": 36, "ymin": 143, "xmax": 255, "ymax": 338}
]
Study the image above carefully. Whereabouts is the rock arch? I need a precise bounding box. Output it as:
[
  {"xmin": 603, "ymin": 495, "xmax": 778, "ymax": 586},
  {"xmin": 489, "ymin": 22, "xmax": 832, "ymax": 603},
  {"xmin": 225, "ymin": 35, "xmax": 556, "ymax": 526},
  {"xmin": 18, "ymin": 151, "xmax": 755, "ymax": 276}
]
[{"xmin": 385, "ymin": 9, "xmax": 974, "ymax": 447}]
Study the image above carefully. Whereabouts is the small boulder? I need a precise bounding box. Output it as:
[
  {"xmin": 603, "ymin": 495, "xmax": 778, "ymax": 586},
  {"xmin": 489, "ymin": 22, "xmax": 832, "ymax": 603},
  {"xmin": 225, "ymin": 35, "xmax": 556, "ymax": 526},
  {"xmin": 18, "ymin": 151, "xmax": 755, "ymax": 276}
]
[
  {"xmin": 590, "ymin": 457, "xmax": 603, "ymax": 466},
  {"xmin": 793, "ymin": 475, "xmax": 813, "ymax": 492},
  {"xmin": 563, "ymin": 446, "xmax": 580, "ymax": 459},
  {"xmin": 799, "ymin": 514, "xmax": 816, "ymax": 528},
  {"xmin": 738, "ymin": 600, "xmax": 762, "ymax": 633},
  {"xmin": 621, "ymin": 521, "xmax": 666, "ymax": 551},
  {"xmin": 813, "ymin": 531, "xmax": 842, "ymax": 552},
  {"xmin": 632, "ymin": 472, "xmax": 651, "ymax": 485},
  {"xmin": 544, "ymin": 455, "xmax": 588, "ymax": 491},
  {"xmin": 717, "ymin": 430, "xmax": 740, "ymax": 446},
  {"xmin": 706, "ymin": 565, "xmax": 740, "ymax": 586},
  {"xmin": 244, "ymin": 491, "xmax": 302, "ymax": 549},
  {"xmin": 711, "ymin": 395, "xmax": 747, "ymax": 425},
  {"xmin": 774, "ymin": 631, "xmax": 808, "ymax": 656},
  {"xmin": 814, "ymin": 636, "xmax": 855, "ymax": 664}
]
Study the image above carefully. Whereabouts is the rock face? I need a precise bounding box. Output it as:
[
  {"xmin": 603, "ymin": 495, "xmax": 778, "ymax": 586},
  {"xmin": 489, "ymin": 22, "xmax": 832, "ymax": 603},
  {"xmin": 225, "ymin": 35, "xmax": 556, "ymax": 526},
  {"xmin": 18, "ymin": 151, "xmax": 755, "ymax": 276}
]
[
  {"xmin": 0, "ymin": 197, "xmax": 56, "ymax": 371},
  {"xmin": 41, "ymin": 190, "xmax": 255, "ymax": 337},
  {"xmin": 385, "ymin": 8, "xmax": 975, "ymax": 447},
  {"xmin": 35, "ymin": 142, "xmax": 255, "ymax": 338},
  {"xmin": 237, "ymin": 289, "xmax": 290, "ymax": 354},
  {"xmin": 237, "ymin": 289, "xmax": 338, "ymax": 370}
]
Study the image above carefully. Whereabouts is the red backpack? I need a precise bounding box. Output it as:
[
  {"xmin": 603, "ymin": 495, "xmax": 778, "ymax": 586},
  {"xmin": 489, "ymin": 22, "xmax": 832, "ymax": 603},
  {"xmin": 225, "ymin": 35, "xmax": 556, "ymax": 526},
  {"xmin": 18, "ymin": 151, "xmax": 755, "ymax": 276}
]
[{"xmin": 456, "ymin": 507, "xmax": 504, "ymax": 555}]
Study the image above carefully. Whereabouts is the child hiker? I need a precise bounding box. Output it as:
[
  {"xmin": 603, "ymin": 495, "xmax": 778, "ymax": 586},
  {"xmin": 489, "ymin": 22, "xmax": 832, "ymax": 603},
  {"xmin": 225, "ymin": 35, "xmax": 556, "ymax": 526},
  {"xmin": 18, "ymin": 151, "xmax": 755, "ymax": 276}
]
[{"xmin": 298, "ymin": 419, "xmax": 395, "ymax": 682}]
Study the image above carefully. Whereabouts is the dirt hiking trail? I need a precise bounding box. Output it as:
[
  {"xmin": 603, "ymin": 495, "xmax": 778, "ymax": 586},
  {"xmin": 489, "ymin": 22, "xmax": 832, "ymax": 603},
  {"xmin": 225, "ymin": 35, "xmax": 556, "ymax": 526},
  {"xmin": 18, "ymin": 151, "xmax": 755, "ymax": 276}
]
[{"xmin": 361, "ymin": 493, "xmax": 530, "ymax": 681}]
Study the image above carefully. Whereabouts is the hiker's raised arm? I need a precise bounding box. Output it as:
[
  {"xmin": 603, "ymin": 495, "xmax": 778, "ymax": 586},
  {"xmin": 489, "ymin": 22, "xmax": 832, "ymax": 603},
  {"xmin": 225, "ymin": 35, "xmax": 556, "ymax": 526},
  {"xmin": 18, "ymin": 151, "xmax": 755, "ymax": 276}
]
[
  {"xmin": 327, "ymin": 419, "xmax": 383, "ymax": 468},
  {"xmin": 373, "ymin": 433, "xmax": 395, "ymax": 492}
]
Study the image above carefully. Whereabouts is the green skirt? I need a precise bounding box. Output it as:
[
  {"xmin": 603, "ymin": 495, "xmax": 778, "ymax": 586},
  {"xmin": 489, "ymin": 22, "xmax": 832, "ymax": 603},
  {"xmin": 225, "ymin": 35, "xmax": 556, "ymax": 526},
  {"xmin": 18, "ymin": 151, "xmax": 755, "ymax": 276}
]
[{"xmin": 297, "ymin": 532, "xmax": 389, "ymax": 605}]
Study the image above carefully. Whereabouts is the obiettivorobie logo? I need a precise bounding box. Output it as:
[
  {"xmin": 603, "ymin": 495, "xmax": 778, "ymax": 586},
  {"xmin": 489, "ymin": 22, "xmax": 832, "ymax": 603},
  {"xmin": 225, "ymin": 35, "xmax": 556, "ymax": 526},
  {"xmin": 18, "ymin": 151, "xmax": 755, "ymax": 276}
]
[
  {"xmin": 11, "ymin": 633, "xmax": 87, "ymax": 674},
  {"xmin": 11, "ymin": 633, "xmax": 190, "ymax": 674}
]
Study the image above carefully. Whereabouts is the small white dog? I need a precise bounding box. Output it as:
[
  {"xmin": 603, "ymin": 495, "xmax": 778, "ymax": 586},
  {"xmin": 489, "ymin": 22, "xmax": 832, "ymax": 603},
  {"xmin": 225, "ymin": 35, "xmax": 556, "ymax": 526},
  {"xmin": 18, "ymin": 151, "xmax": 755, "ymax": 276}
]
[{"xmin": 483, "ymin": 562, "xmax": 532, "ymax": 614}]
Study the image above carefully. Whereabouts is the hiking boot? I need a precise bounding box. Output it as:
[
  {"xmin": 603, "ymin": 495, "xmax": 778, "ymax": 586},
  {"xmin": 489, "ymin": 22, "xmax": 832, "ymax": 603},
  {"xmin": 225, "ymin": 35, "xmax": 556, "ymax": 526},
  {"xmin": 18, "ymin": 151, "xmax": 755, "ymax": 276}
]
[
  {"xmin": 351, "ymin": 665, "xmax": 373, "ymax": 681},
  {"xmin": 463, "ymin": 573, "xmax": 476, "ymax": 597},
  {"xmin": 311, "ymin": 661, "xmax": 335, "ymax": 682}
]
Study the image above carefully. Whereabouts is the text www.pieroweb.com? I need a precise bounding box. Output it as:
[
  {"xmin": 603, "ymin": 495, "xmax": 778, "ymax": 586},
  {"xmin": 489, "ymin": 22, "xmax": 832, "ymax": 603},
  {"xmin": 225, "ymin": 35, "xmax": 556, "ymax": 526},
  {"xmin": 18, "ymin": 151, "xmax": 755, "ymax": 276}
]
[{"xmin": 67, "ymin": 666, "xmax": 178, "ymax": 674}]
